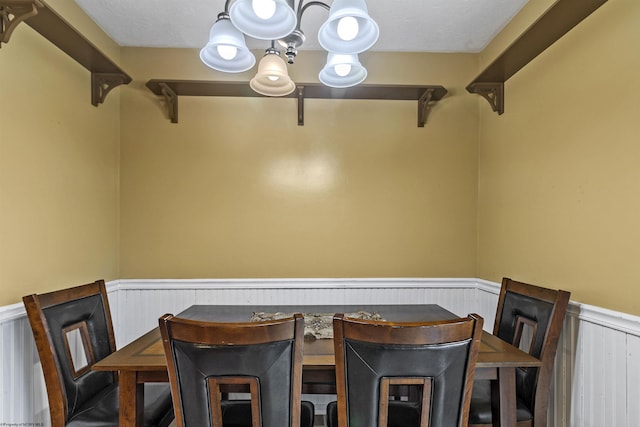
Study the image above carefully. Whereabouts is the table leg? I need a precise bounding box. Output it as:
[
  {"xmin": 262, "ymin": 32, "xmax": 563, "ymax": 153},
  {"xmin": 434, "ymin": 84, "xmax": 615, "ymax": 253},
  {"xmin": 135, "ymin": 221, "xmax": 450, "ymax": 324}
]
[
  {"xmin": 119, "ymin": 370, "xmax": 144, "ymax": 427},
  {"xmin": 491, "ymin": 367, "xmax": 517, "ymax": 427}
]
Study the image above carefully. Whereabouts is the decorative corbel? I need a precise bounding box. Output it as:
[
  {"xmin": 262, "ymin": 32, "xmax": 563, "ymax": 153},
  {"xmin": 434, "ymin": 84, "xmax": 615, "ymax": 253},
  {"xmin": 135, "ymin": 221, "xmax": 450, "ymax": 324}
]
[
  {"xmin": 91, "ymin": 72, "xmax": 129, "ymax": 106},
  {"xmin": 466, "ymin": 82, "xmax": 504, "ymax": 115},
  {"xmin": 159, "ymin": 82, "xmax": 178, "ymax": 123},
  {"xmin": 417, "ymin": 88, "xmax": 436, "ymax": 127},
  {"xmin": 0, "ymin": 0, "xmax": 43, "ymax": 46}
]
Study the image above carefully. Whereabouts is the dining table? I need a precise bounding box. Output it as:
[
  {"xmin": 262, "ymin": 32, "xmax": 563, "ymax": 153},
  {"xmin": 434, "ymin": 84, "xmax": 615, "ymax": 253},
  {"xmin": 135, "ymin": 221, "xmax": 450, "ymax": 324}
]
[{"xmin": 93, "ymin": 304, "xmax": 541, "ymax": 427}]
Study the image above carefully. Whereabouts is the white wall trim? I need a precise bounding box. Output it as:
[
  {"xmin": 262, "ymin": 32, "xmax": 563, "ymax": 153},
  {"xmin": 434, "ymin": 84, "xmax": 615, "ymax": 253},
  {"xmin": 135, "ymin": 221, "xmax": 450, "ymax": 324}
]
[
  {"xmin": 3, "ymin": 278, "xmax": 640, "ymax": 336},
  {"xmin": 475, "ymin": 278, "xmax": 502, "ymax": 294},
  {"xmin": 108, "ymin": 277, "xmax": 482, "ymax": 290},
  {"xmin": 0, "ymin": 301, "xmax": 29, "ymax": 323},
  {"xmin": 568, "ymin": 302, "xmax": 640, "ymax": 337}
]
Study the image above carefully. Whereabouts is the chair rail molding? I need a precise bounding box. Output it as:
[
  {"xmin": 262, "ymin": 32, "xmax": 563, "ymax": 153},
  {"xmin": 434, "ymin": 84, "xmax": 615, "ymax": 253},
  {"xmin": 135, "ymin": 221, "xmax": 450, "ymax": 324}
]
[
  {"xmin": 2, "ymin": 277, "xmax": 640, "ymax": 426},
  {"xmin": 109, "ymin": 277, "xmax": 479, "ymax": 291}
]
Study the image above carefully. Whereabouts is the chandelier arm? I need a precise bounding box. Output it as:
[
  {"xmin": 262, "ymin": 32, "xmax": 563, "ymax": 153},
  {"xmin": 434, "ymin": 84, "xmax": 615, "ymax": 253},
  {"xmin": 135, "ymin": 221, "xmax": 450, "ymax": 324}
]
[
  {"xmin": 297, "ymin": 1, "xmax": 330, "ymax": 27},
  {"xmin": 223, "ymin": 0, "xmax": 232, "ymax": 12}
]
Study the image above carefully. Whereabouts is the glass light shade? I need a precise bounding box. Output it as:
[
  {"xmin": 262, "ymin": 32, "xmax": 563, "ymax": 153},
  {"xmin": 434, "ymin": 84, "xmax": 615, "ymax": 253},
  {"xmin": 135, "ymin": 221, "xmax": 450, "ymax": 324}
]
[
  {"xmin": 229, "ymin": 0, "xmax": 297, "ymax": 40},
  {"xmin": 318, "ymin": 0, "xmax": 379, "ymax": 54},
  {"xmin": 200, "ymin": 17, "xmax": 256, "ymax": 73},
  {"xmin": 319, "ymin": 53, "xmax": 367, "ymax": 88},
  {"xmin": 250, "ymin": 52, "xmax": 296, "ymax": 96}
]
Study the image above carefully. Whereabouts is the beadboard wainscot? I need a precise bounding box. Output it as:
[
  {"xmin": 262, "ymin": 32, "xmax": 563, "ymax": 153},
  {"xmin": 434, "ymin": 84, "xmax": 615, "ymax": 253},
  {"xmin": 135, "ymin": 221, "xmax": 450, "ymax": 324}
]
[
  {"xmin": 109, "ymin": 278, "xmax": 495, "ymax": 346},
  {"xmin": 1, "ymin": 278, "xmax": 639, "ymax": 426}
]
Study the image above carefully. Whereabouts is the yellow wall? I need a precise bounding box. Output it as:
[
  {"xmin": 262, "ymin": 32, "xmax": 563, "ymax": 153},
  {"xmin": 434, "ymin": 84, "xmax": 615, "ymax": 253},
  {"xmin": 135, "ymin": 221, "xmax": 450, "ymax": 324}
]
[
  {"xmin": 2, "ymin": 0, "xmax": 638, "ymax": 316},
  {"xmin": 0, "ymin": 0, "xmax": 120, "ymax": 305},
  {"xmin": 118, "ymin": 49, "xmax": 479, "ymax": 279},
  {"xmin": 477, "ymin": 0, "xmax": 640, "ymax": 314}
]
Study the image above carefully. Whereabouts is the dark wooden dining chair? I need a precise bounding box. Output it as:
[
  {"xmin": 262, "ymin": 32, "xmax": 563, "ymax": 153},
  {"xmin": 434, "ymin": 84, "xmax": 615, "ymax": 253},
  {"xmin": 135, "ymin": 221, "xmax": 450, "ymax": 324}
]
[
  {"xmin": 159, "ymin": 312, "xmax": 315, "ymax": 427},
  {"xmin": 327, "ymin": 312, "xmax": 484, "ymax": 427},
  {"xmin": 22, "ymin": 279, "xmax": 174, "ymax": 427},
  {"xmin": 468, "ymin": 277, "xmax": 571, "ymax": 427}
]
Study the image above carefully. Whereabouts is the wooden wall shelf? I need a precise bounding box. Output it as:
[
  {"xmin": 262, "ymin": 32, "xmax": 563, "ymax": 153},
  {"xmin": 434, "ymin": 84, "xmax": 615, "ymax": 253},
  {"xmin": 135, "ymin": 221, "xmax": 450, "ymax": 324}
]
[
  {"xmin": 466, "ymin": 0, "xmax": 608, "ymax": 115},
  {"xmin": 0, "ymin": 0, "xmax": 131, "ymax": 106},
  {"xmin": 146, "ymin": 80, "xmax": 447, "ymax": 127}
]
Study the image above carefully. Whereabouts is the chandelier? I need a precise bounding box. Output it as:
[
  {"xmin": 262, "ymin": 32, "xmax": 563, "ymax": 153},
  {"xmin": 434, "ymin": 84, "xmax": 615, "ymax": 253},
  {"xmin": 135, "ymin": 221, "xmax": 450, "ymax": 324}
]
[{"xmin": 199, "ymin": 0, "xmax": 379, "ymax": 96}]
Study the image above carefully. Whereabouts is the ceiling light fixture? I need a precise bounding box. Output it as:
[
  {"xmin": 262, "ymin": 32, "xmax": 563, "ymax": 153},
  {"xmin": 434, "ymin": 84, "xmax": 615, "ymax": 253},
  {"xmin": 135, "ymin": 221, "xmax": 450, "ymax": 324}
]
[
  {"xmin": 200, "ymin": 0, "xmax": 379, "ymax": 95},
  {"xmin": 250, "ymin": 42, "xmax": 296, "ymax": 96},
  {"xmin": 318, "ymin": 52, "xmax": 367, "ymax": 88},
  {"xmin": 200, "ymin": 12, "xmax": 256, "ymax": 73}
]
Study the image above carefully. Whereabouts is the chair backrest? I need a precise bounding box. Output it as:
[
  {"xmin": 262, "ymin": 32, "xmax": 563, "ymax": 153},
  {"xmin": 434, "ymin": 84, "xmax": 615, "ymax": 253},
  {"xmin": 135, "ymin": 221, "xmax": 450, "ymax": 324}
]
[
  {"xmin": 23, "ymin": 280, "xmax": 117, "ymax": 425},
  {"xmin": 159, "ymin": 312, "xmax": 305, "ymax": 427},
  {"xmin": 493, "ymin": 278, "xmax": 570, "ymax": 423},
  {"xmin": 333, "ymin": 313, "xmax": 484, "ymax": 427}
]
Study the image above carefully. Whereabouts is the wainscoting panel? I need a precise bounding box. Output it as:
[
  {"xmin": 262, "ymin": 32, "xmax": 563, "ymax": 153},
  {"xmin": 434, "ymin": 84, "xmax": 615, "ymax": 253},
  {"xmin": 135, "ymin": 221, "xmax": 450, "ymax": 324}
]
[
  {"xmin": 1, "ymin": 278, "xmax": 639, "ymax": 427},
  {"xmin": 628, "ymin": 334, "xmax": 640, "ymax": 427},
  {"xmin": 111, "ymin": 287, "xmax": 196, "ymax": 348},
  {"xmin": 569, "ymin": 316, "xmax": 628, "ymax": 426},
  {"xmin": 112, "ymin": 279, "xmax": 491, "ymax": 347},
  {"xmin": 0, "ymin": 308, "xmax": 48, "ymax": 425},
  {"xmin": 547, "ymin": 313, "xmax": 579, "ymax": 427}
]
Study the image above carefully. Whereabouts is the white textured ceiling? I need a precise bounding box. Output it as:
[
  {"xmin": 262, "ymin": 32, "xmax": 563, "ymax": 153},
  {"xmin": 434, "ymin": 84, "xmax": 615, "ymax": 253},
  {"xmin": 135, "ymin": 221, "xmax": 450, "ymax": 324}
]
[{"xmin": 74, "ymin": 0, "xmax": 528, "ymax": 53}]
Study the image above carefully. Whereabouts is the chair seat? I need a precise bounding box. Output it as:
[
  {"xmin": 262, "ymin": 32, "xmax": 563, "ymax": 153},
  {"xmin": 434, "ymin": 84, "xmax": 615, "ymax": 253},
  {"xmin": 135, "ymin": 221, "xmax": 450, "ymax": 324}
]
[
  {"xmin": 327, "ymin": 400, "xmax": 422, "ymax": 427},
  {"xmin": 468, "ymin": 380, "xmax": 533, "ymax": 424},
  {"xmin": 66, "ymin": 383, "xmax": 174, "ymax": 427},
  {"xmin": 218, "ymin": 400, "xmax": 315, "ymax": 427}
]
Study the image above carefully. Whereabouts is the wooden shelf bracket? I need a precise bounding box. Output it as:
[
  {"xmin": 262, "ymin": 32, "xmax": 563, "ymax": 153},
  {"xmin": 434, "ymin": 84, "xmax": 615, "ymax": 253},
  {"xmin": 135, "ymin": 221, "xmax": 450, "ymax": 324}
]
[
  {"xmin": 467, "ymin": 82, "xmax": 504, "ymax": 115},
  {"xmin": 91, "ymin": 73, "xmax": 128, "ymax": 106},
  {"xmin": 0, "ymin": 0, "xmax": 131, "ymax": 106},
  {"xmin": 0, "ymin": 0, "xmax": 41, "ymax": 45},
  {"xmin": 159, "ymin": 82, "xmax": 179, "ymax": 123},
  {"xmin": 418, "ymin": 88, "xmax": 437, "ymax": 127}
]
